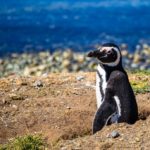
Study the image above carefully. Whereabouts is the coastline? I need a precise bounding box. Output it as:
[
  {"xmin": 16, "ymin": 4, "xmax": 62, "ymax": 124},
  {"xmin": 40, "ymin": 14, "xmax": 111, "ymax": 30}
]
[{"xmin": 0, "ymin": 43, "xmax": 150, "ymax": 77}]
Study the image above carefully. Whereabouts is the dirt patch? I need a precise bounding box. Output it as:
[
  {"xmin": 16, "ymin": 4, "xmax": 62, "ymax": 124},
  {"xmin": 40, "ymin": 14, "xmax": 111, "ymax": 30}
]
[{"xmin": 0, "ymin": 72, "xmax": 150, "ymax": 149}]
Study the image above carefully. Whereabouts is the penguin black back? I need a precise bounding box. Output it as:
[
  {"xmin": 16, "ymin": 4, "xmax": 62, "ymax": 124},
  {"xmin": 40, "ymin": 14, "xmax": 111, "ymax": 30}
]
[{"xmin": 87, "ymin": 43, "xmax": 138, "ymax": 134}]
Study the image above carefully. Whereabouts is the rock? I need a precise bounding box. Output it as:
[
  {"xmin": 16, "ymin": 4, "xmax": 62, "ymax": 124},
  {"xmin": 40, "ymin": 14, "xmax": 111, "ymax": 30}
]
[
  {"xmin": 63, "ymin": 50, "xmax": 73, "ymax": 59},
  {"xmin": 135, "ymin": 137, "xmax": 140, "ymax": 142},
  {"xmin": 133, "ymin": 54, "xmax": 141, "ymax": 63},
  {"xmin": 146, "ymin": 59, "xmax": 150, "ymax": 64},
  {"xmin": 35, "ymin": 71, "xmax": 42, "ymax": 76},
  {"xmin": 11, "ymin": 53, "xmax": 18, "ymax": 58},
  {"xmin": 108, "ymin": 131, "xmax": 120, "ymax": 138},
  {"xmin": 9, "ymin": 93, "xmax": 24, "ymax": 100},
  {"xmin": 121, "ymin": 50, "xmax": 128, "ymax": 57},
  {"xmin": 33, "ymin": 80, "xmax": 43, "ymax": 88},
  {"xmin": 38, "ymin": 65, "xmax": 47, "ymax": 71},
  {"xmin": 6, "ymin": 64, "xmax": 14, "ymax": 70},
  {"xmin": 42, "ymin": 73, "xmax": 48, "ymax": 78},
  {"xmin": 123, "ymin": 58, "xmax": 131, "ymax": 65},
  {"xmin": 66, "ymin": 106, "xmax": 71, "ymax": 109},
  {"xmin": 12, "ymin": 104, "xmax": 18, "ymax": 110},
  {"xmin": 140, "ymin": 64, "xmax": 147, "ymax": 70},
  {"xmin": 76, "ymin": 76, "xmax": 85, "ymax": 81},
  {"xmin": 23, "ymin": 67, "xmax": 30, "ymax": 76},
  {"xmin": 143, "ymin": 49, "xmax": 150, "ymax": 55},
  {"xmin": 76, "ymin": 55, "xmax": 85, "ymax": 63},
  {"xmin": 39, "ymin": 51, "xmax": 50, "ymax": 58},
  {"xmin": 128, "ymin": 54, "xmax": 133, "ymax": 60},
  {"xmin": 131, "ymin": 63, "xmax": 139, "ymax": 69},
  {"xmin": 136, "ymin": 44, "xmax": 141, "ymax": 51},
  {"xmin": 72, "ymin": 64, "xmax": 80, "ymax": 71},
  {"xmin": 62, "ymin": 59, "xmax": 70, "ymax": 67},
  {"xmin": 143, "ymin": 43, "xmax": 149, "ymax": 49}
]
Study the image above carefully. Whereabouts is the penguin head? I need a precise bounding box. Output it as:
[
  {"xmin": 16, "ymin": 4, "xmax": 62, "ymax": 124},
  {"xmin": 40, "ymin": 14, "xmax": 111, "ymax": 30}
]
[{"xmin": 87, "ymin": 43, "xmax": 122, "ymax": 67}]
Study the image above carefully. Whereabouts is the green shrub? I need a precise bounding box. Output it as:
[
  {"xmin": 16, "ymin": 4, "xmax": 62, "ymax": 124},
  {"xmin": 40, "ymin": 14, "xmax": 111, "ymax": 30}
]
[
  {"xmin": 0, "ymin": 135, "xmax": 46, "ymax": 150},
  {"xmin": 130, "ymin": 70, "xmax": 150, "ymax": 94}
]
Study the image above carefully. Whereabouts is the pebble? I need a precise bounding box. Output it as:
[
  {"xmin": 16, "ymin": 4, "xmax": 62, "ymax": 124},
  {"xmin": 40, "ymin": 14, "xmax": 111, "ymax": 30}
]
[
  {"xmin": 9, "ymin": 93, "xmax": 24, "ymax": 100},
  {"xmin": 62, "ymin": 59, "xmax": 70, "ymax": 67},
  {"xmin": 33, "ymin": 80, "xmax": 43, "ymax": 88},
  {"xmin": 66, "ymin": 106, "xmax": 71, "ymax": 109},
  {"xmin": 76, "ymin": 76, "xmax": 85, "ymax": 81},
  {"xmin": 12, "ymin": 104, "xmax": 18, "ymax": 110},
  {"xmin": 107, "ymin": 131, "xmax": 120, "ymax": 138},
  {"xmin": 121, "ymin": 50, "xmax": 128, "ymax": 57},
  {"xmin": 135, "ymin": 137, "xmax": 140, "ymax": 142},
  {"xmin": 133, "ymin": 55, "xmax": 141, "ymax": 63}
]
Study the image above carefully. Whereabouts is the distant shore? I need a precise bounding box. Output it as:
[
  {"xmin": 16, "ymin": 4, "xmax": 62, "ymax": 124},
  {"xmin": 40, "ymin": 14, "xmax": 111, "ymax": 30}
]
[{"xmin": 0, "ymin": 43, "xmax": 149, "ymax": 77}]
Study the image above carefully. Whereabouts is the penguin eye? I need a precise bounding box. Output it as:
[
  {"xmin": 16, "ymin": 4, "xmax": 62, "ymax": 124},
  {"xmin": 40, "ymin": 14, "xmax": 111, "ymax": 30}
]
[
  {"xmin": 107, "ymin": 50, "xmax": 111, "ymax": 54},
  {"xmin": 102, "ymin": 49, "xmax": 107, "ymax": 53}
]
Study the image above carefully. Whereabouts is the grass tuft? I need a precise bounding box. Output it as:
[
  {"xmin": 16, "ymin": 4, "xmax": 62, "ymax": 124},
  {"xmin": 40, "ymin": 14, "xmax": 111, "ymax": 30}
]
[
  {"xmin": 0, "ymin": 134, "xmax": 47, "ymax": 150},
  {"xmin": 129, "ymin": 70, "xmax": 150, "ymax": 94}
]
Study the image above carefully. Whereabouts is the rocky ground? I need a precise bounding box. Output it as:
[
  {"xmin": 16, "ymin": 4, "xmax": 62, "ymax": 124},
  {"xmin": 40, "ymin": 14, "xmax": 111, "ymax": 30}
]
[
  {"xmin": 0, "ymin": 72, "xmax": 150, "ymax": 149},
  {"xmin": 0, "ymin": 43, "xmax": 150, "ymax": 78}
]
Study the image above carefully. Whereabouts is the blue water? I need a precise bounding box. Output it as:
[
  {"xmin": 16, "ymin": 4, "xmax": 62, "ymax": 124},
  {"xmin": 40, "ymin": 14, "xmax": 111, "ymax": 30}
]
[{"xmin": 1, "ymin": 0, "xmax": 150, "ymax": 55}]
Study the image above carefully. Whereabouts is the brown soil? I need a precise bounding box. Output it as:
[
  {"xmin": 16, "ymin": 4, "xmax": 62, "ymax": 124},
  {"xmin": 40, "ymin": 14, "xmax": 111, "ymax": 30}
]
[{"xmin": 0, "ymin": 72, "xmax": 149, "ymax": 149}]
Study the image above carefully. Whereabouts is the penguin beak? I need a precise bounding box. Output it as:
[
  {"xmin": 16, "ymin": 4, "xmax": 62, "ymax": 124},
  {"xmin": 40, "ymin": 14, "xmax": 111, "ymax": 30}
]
[{"xmin": 87, "ymin": 50, "xmax": 101, "ymax": 58}]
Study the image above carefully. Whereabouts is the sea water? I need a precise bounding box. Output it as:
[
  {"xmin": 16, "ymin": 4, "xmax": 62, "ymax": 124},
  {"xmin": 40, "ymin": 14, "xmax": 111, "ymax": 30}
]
[{"xmin": 0, "ymin": 0, "xmax": 150, "ymax": 55}]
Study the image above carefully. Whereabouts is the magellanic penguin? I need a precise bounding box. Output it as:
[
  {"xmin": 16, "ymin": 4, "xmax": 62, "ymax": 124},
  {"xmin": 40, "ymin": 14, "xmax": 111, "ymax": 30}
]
[{"xmin": 87, "ymin": 43, "xmax": 138, "ymax": 134}]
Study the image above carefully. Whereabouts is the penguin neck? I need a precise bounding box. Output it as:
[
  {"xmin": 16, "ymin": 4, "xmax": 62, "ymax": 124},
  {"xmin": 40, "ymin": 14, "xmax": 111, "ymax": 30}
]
[{"xmin": 100, "ymin": 62, "xmax": 126, "ymax": 81}]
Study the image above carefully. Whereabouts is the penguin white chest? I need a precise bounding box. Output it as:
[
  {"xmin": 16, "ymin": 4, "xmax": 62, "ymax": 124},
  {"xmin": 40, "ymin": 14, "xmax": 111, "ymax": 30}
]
[{"xmin": 96, "ymin": 64, "xmax": 107, "ymax": 108}]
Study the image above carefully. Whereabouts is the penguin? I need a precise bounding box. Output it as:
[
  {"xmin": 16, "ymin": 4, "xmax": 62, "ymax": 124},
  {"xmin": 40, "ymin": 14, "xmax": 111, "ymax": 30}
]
[{"xmin": 87, "ymin": 43, "xmax": 138, "ymax": 134}]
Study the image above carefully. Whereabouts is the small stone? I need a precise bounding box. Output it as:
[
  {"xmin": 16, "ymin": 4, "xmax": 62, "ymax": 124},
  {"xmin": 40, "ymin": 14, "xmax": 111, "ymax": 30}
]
[
  {"xmin": 42, "ymin": 73, "xmax": 48, "ymax": 78},
  {"xmin": 136, "ymin": 44, "xmax": 141, "ymax": 50},
  {"xmin": 76, "ymin": 76, "xmax": 85, "ymax": 81},
  {"xmin": 35, "ymin": 71, "xmax": 42, "ymax": 76},
  {"xmin": 128, "ymin": 54, "xmax": 133, "ymax": 59},
  {"xmin": 140, "ymin": 64, "xmax": 147, "ymax": 70},
  {"xmin": 108, "ymin": 131, "xmax": 120, "ymax": 138},
  {"xmin": 121, "ymin": 50, "xmax": 128, "ymax": 57},
  {"xmin": 66, "ymin": 106, "xmax": 71, "ymax": 109},
  {"xmin": 72, "ymin": 64, "xmax": 80, "ymax": 71},
  {"xmin": 62, "ymin": 59, "xmax": 70, "ymax": 67},
  {"xmin": 135, "ymin": 137, "xmax": 140, "ymax": 142},
  {"xmin": 12, "ymin": 104, "xmax": 18, "ymax": 110},
  {"xmin": 143, "ymin": 49, "xmax": 150, "ymax": 55},
  {"xmin": 143, "ymin": 43, "xmax": 149, "ymax": 49},
  {"xmin": 33, "ymin": 80, "xmax": 43, "ymax": 88},
  {"xmin": 133, "ymin": 54, "xmax": 141, "ymax": 63},
  {"xmin": 38, "ymin": 65, "xmax": 46, "ymax": 71},
  {"xmin": 63, "ymin": 50, "xmax": 73, "ymax": 59},
  {"xmin": 76, "ymin": 55, "xmax": 85, "ymax": 63},
  {"xmin": 131, "ymin": 63, "xmax": 139, "ymax": 69},
  {"xmin": 23, "ymin": 67, "xmax": 30, "ymax": 76},
  {"xmin": 9, "ymin": 93, "xmax": 24, "ymax": 100}
]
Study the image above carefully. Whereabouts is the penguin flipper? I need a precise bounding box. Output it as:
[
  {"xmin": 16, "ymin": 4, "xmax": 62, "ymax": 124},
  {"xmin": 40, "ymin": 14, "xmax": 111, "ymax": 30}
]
[{"xmin": 92, "ymin": 101, "xmax": 116, "ymax": 134}]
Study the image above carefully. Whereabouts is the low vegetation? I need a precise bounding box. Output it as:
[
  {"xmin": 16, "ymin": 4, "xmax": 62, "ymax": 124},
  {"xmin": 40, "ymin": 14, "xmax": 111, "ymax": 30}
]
[
  {"xmin": 129, "ymin": 70, "xmax": 150, "ymax": 94},
  {"xmin": 0, "ymin": 135, "xmax": 47, "ymax": 150}
]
